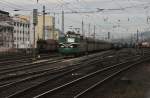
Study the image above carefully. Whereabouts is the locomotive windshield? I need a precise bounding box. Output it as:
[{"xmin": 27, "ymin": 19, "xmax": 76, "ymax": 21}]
[{"xmin": 67, "ymin": 38, "xmax": 75, "ymax": 43}]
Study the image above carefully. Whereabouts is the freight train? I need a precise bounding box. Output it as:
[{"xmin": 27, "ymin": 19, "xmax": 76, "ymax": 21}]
[
  {"xmin": 58, "ymin": 31, "xmax": 112, "ymax": 55},
  {"xmin": 37, "ymin": 39, "xmax": 58, "ymax": 53},
  {"xmin": 138, "ymin": 42, "xmax": 150, "ymax": 48}
]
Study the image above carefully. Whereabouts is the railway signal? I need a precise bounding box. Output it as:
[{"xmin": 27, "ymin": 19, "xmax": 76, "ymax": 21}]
[{"xmin": 33, "ymin": 9, "xmax": 38, "ymax": 60}]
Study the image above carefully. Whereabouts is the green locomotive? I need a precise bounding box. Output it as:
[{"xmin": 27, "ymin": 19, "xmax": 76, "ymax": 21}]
[
  {"xmin": 58, "ymin": 31, "xmax": 112, "ymax": 55},
  {"xmin": 58, "ymin": 31, "xmax": 82, "ymax": 55}
]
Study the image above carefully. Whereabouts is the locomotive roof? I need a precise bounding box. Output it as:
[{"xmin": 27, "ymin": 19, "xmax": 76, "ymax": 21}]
[
  {"xmin": 86, "ymin": 37, "xmax": 110, "ymax": 44},
  {"xmin": 66, "ymin": 31, "xmax": 76, "ymax": 34},
  {"xmin": 66, "ymin": 31, "xmax": 81, "ymax": 35}
]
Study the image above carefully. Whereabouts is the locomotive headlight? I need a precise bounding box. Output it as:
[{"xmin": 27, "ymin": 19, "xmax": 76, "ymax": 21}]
[
  {"xmin": 70, "ymin": 45, "xmax": 73, "ymax": 48},
  {"xmin": 61, "ymin": 45, "xmax": 65, "ymax": 48}
]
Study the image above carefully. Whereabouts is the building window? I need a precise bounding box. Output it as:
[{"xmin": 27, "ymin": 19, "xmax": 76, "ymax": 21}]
[
  {"xmin": 17, "ymin": 22, "xmax": 19, "ymax": 26},
  {"xmin": 14, "ymin": 22, "xmax": 16, "ymax": 26},
  {"xmin": 4, "ymin": 28, "xmax": 6, "ymax": 32}
]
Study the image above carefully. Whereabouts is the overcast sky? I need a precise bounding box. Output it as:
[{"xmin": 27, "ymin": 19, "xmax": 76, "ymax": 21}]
[{"xmin": 0, "ymin": 0, "xmax": 150, "ymax": 39}]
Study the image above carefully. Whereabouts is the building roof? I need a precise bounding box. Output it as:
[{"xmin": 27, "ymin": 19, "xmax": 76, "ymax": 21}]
[
  {"xmin": 0, "ymin": 21, "xmax": 13, "ymax": 27},
  {"xmin": 0, "ymin": 10, "xmax": 9, "ymax": 15},
  {"xmin": 13, "ymin": 15, "xmax": 30, "ymax": 23}
]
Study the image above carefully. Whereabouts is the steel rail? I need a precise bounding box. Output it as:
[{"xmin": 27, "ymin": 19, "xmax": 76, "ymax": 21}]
[
  {"xmin": 33, "ymin": 56, "xmax": 143, "ymax": 98},
  {"xmin": 74, "ymin": 57, "xmax": 150, "ymax": 98},
  {"xmin": 4, "ymin": 51, "xmax": 117, "ymax": 98},
  {"xmin": 0, "ymin": 57, "xmax": 64, "ymax": 78},
  {"xmin": 0, "ymin": 54, "xmax": 59, "ymax": 65},
  {"xmin": 0, "ymin": 51, "xmax": 114, "ymax": 85}
]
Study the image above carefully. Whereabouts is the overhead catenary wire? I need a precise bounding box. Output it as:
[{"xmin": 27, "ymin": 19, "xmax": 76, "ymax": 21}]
[
  {"xmin": 54, "ymin": 0, "xmax": 128, "ymax": 36},
  {"xmin": 0, "ymin": 0, "xmax": 32, "ymax": 11},
  {"xmin": 1, "ymin": 0, "xmax": 150, "ymax": 14},
  {"xmin": 0, "ymin": 0, "xmax": 149, "ymax": 37}
]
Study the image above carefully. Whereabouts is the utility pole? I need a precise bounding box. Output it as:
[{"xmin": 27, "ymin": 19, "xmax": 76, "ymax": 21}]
[
  {"xmin": 16, "ymin": 28, "xmax": 18, "ymax": 49},
  {"xmin": 130, "ymin": 33, "xmax": 133, "ymax": 45},
  {"xmin": 108, "ymin": 32, "xmax": 110, "ymax": 40},
  {"xmin": 137, "ymin": 29, "xmax": 139, "ymax": 44},
  {"xmin": 62, "ymin": 10, "xmax": 64, "ymax": 34},
  {"xmin": 140, "ymin": 32, "xmax": 144, "ymax": 56},
  {"xmin": 93, "ymin": 25, "xmax": 96, "ymax": 39},
  {"xmin": 33, "ymin": 9, "xmax": 38, "ymax": 60},
  {"xmin": 43, "ymin": 5, "xmax": 45, "ymax": 40},
  {"xmin": 136, "ymin": 29, "xmax": 139, "ymax": 54},
  {"xmin": 81, "ymin": 20, "xmax": 84, "ymax": 36},
  {"xmin": 53, "ymin": 13, "xmax": 55, "ymax": 39},
  {"xmin": 88, "ymin": 23, "xmax": 91, "ymax": 37}
]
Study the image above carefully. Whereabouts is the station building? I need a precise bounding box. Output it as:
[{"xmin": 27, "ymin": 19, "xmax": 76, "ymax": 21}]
[
  {"xmin": 13, "ymin": 15, "xmax": 30, "ymax": 49},
  {"xmin": 0, "ymin": 10, "xmax": 14, "ymax": 52}
]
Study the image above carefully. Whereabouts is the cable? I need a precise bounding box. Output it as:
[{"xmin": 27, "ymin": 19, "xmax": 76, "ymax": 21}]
[
  {"xmin": 0, "ymin": 1, "xmax": 21, "ymax": 10},
  {"xmin": 0, "ymin": 0, "xmax": 26, "ymax": 8},
  {"xmin": 0, "ymin": 0, "xmax": 33, "ymax": 11},
  {"xmin": 1, "ymin": 0, "xmax": 149, "ymax": 14},
  {"xmin": 0, "ymin": 0, "xmax": 148, "ymax": 35},
  {"xmin": 0, "ymin": 0, "xmax": 30, "ymax": 11}
]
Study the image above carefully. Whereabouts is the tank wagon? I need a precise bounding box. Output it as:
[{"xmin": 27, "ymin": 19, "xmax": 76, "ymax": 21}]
[{"xmin": 58, "ymin": 31, "xmax": 112, "ymax": 55}]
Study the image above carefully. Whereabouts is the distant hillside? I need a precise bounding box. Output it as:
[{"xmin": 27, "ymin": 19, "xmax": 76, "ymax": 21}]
[
  {"xmin": 142, "ymin": 31, "xmax": 150, "ymax": 41},
  {"xmin": 143, "ymin": 31, "xmax": 150, "ymax": 37}
]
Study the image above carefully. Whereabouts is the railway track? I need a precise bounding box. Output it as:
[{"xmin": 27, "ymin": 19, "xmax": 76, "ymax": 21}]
[
  {"xmin": 0, "ymin": 50, "xmax": 119, "ymax": 98},
  {"xmin": 0, "ymin": 54, "xmax": 59, "ymax": 66},
  {"xmin": 0, "ymin": 50, "xmax": 115, "ymax": 86},
  {"xmin": 0, "ymin": 53, "xmax": 29, "ymax": 59},
  {"xmin": 1, "ymin": 50, "xmax": 142, "ymax": 98},
  {"xmin": 0, "ymin": 57, "xmax": 65, "ymax": 84},
  {"xmin": 33, "ymin": 55, "xmax": 149, "ymax": 98},
  {"xmin": 0, "ymin": 52, "xmax": 56, "ymax": 59},
  {"xmin": 0, "ymin": 55, "xmax": 31, "ymax": 61},
  {"xmin": 0, "ymin": 57, "xmax": 104, "ymax": 98}
]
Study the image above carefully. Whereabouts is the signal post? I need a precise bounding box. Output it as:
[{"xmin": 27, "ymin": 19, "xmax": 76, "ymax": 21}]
[{"xmin": 33, "ymin": 9, "xmax": 38, "ymax": 60}]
